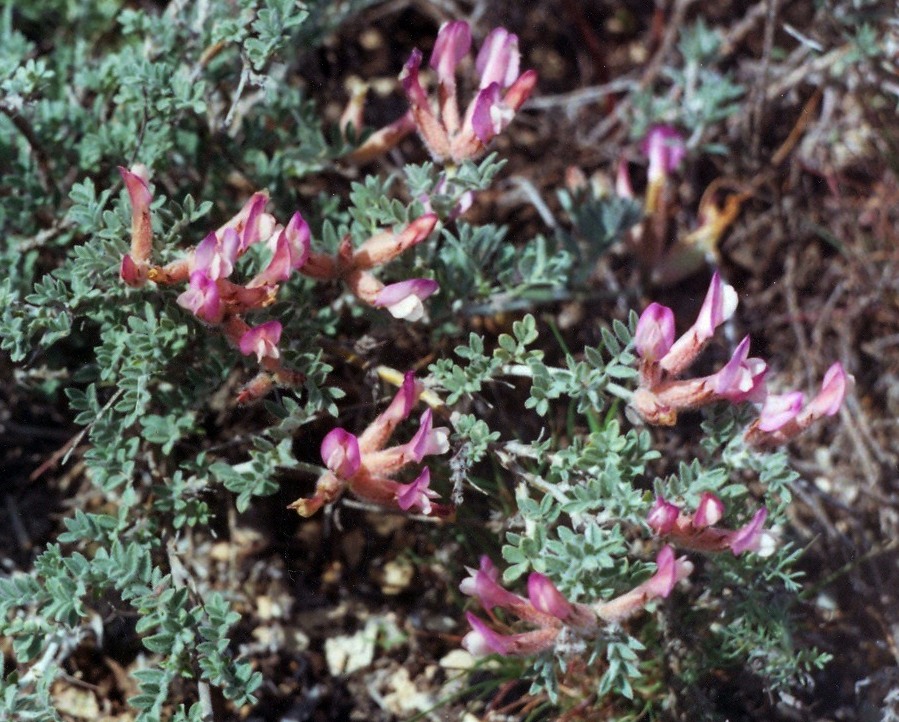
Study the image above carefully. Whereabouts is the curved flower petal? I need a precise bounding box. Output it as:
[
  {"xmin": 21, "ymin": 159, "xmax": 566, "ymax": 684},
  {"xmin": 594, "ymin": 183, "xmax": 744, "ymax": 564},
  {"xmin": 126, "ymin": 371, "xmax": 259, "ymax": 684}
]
[
  {"xmin": 406, "ymin": 408, "xmax": 450, "ymax": 462},
  {"xmin": 527, "ymin": 573, "xmax": 574, "ymax": 621},
  {"xmin": 238, "ymin": 320, "xmax": 282, "ymax": 362},
  {"xmin": 430, "ymin": 20, "xmax": 471, "ymax": 87},
  {"xmin": 804, "ymin": 362, "xmax": 849, "ymax": 418},
  {"xmin": 321, "ymin": 428, "xmax": 361, "ymax": 479},
  {"xmin": 635, "ymin": 303, "xmax": 675, "ymax": 362},
  {"xmin": 395, "ymin": 467, "xmax": 439, "ymax": 514},
  {"xmin": 476, "ymin": 27, "xmax": 520, "ymax": 89},
  {"xmin": 647, "ymin": 495, "xmax": 680, "ymax": 534},
  {"xmin": 176, "ymin": 271, "xmax": 223, "ymax": 324},
  {"xmin": 641, "ymin": 125, "xmax": 686, "ymax": 183},
  {"xmin": 757, "ymin": 391, "xmax": 804, "ymax": 432},
  {"xmin": 373, "ymin": 278, "xmax": 439, "ymax": 321},
  {"xmin": 692, "ymin": 492, "xmax": 725, "ymax": 528},
  {"xmin": 728, "ymin": 508, "xmax": 769, "ymax": 555}
]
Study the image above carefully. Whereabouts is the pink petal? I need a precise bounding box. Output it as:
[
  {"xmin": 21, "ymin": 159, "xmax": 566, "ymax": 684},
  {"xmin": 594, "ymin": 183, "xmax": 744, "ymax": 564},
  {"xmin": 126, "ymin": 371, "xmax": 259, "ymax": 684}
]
[
  {"xmin": 527, "ymin": 573, "xmax": 574, "ymax": 620},
  {"xmin": 320, "ymin": 428, "xmax": 361, "ymax": 478},
  {"xmin": 635, "ymin": 303, "xmax": 675, "ymax": 362},
  {"xmin": 176, "ymin": 271, "xmax": 222, "ymax": 324},
  {"xmin": 805, "ymin": 362, "xmax": 849, "ymax": 418},
  {"xmin": 459, "ymin": 557, "xmax": 525, "ymax": 610},
  {"xmin": 758, "ymin": 391, "xmax": 804, "ymax": 432},
  {"xmin": 476, "ymin": 27, "xmax": 520, "ymax": 89},
  {"xmin": 647, "ymin": 496, "xmax": 680, "ymax": 534},
  {"xmin": 240, "ymin": 193, "xmax": 268, "ymax": 250},
  {"xmin": 642, "ymin": 545, "xmax": 677, "ymax": 598},
  {"xmin": 713, "ymin": 336, "xmax": 751, "ymax": 396},
  {"xmin": 641, "ymin": 125, "xmax": 687, "ymax": 182},
  {"xmin": 728, "ymin": 508, "xmax": 768, "ymax": 555},
  {"xmin": 462, "ymin": 612, "xmax": 512, "ymax": 656},
  {"xmin": 695, "ymin": 271, "xmax": 739, "ymax": 342},
  {"xmin": 406, "ymin": 408, "xmax": 450, "ymax": 462},
  {"xmin": 283, "ymin": 212, "xmax": 310, "ymax": 269},
  {"xmin": 395, "ymin": 467, "xmax": 439, "ymax": 514},
  {"xmin": 430, "ymin": 21, "xmax": 471, "ymax": 87},
  {"xmin": 373, "ymin": 278, "xmax": 439, "ymax": 321},
  {"xmin": 238, "ymin": 319, "xmax": 282, "ymax": 362},
  {"xmin": 469, "ymin": 83, "xmax": 510, "ymax": 144},
  {"xmin": 400, "ymin": 48, "xmax": 429, "ymax": 108},
  {"xmin": 692, "ymin": 492, "xmax": 725, "ymax": 528},
  {"xmin": 250, "ymin": 232, "xmax": 293, "ymax": 287}
]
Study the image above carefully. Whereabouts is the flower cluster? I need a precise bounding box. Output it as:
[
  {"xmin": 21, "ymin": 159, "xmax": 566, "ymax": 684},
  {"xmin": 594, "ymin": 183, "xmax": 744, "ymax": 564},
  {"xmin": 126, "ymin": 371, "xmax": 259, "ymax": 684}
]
[
  {"xmin": 648, "ymin": 492, "xmax": 773, "ymax": 556},
  {"xmin": 403, "ymin": 22, "xmax": 537, "ymax": 164},
  {"xmin": 630, "ymin": 270, "xmax": 850, "ymax": 444},
  {"xmin": 348, "ymin": 22, "xmax": 537, "ymax": 166},
  {"xmin": 118, "ymin": 166, "xmax": 443, "ymax": 399},
  {"xmin": 461, "ymin": 547, "xmax": 692, "ymax": 657},
  {"xmin": 300, "ymin": 214, "xmax": 439, "ymax": 321},
  {"xmin": 288, "ymin": 372, "xmax": 451, "ymax": 517},
  {"xmin": 118, "ymin": 165, "xmax": 305, "ymax": 400}
]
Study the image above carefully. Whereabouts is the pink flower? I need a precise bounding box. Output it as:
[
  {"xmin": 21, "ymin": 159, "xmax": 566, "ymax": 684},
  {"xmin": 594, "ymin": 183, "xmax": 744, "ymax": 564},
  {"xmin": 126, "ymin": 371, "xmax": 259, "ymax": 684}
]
[
  {"xmin": 803, "ymin": 362, "xmax": 848, "ymax": 419},
  {"xmin": 460, "ymin": 556, "xmax": 528, "ymax": 611},
  {"xmin": 176, "ymin": 271, "xmax": 223, "ymax": 324},
  {"xmin": 373, "ymin": 278, "xmax": 439, "ymax": 321},
  {"xmin": 193, "ymin": 228, "xmax": 241, "ymax": 280},
  {"xmin": 459, "ymin": 549, "xmax": 692, "ymax": 658},
  {"xmin": 118, "ymin": 165, "xmax": 153, "ymax": 285},
  {"xmin": 593, "ymin": 546, "xmax": 693, "ymax": 623},
  {"xmin": 358, "ymin": 371, "xmax": 420, "ymax": 453},
  {"xmin": 234, "ymin": 192, "xmax": 273, "ymax": 251},
  {"xmin": 745, "ymin": 363, "xmax": 852, "ymax": 448},
  {"xmin": 405, "ymin": 408, "xmax": 451, "ymax": 462},
  {"xmin": 757, "ymin": 391, "xmax": 804, "ymax": 432},
  {"xmin": 711, "ymin": 336, "xmax": 768, "ymax": 403},
  {"xmin": 648, "ymin": 495, "xmax": 772, "ymax": 557},
  {"xmin": 247, "ymin": 232, "xmax": 293, "ymax": 288},
  {"xmin": 692, "ymin": 492, "xmax": 725, "ymax": 528},
  {"xmin": 238, "ymin": 320, "xmax": 282, "ymax": 362},
  {"xmin": 641, "ymin": 125, "xmax": 686, "ymax": 184},
  {"xmin": 660, "ymin": 271, "xmax": 739, "ymax": 376},
  {"xmin": 635, "ymin": 302, "xmax": 675, "ymax": 364},
  {"xmin": 400, "ymin": 22, "xmax": 537, "ymax": 163},
  {"xmin": 289, "ymin": 372, "xmax": 450, "ymax": 518},
  {"xmin": 728, "ymin": 508, "xmax": 769, "ymax": 555},
  {"xmin": 395, "ymin": 467, "xmax": 440, "ymax": 514},
  {"xmin": 527, "ymin": 573, "xmax": 575, "ymax": 621},
  {"xmin": 469, "ymin": 83, "xmax": 515, "ymax": 143},
  {"xmin": 321, "ymin": 428, "xmax": 361, "ymax": 478},
  {"xmin": 647, "ymin": 496, "xmax": 680, "ymax": 534},
  {"xmin": 281, "ymin": 212, "xmax": 310, "ymax": 269},
  {"xmin": 431, "ymin": 21, "xmax": 471, "ymax": 90},
  {"xmin": 476, "ymin": 27, "xmax": 521, "ymax": 89}
]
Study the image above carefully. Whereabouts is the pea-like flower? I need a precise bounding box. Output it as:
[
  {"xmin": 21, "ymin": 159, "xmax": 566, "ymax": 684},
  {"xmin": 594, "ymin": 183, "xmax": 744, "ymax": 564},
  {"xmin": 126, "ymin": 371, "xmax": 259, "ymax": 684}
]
[
  {"xmin": 400, "ymin": 21, "xmax": 538, "ymax": 164},
  {"xmin": 460, "ymin": 547, "xmax": 692, "ymax": 657},
  {"xmin": 647, "ymin": 493, "xmax": 774, "ymax": 556},
  {"xmin": 631, "ymin": 272, "xmax": 766, "ymax": 425},
  {"xmin": 288, "ymin": 372, "xmax": 451, "ymax": 517},
  {"xmin": 744, "ymin": 363, "xmax": 851, "ymax": 448}
]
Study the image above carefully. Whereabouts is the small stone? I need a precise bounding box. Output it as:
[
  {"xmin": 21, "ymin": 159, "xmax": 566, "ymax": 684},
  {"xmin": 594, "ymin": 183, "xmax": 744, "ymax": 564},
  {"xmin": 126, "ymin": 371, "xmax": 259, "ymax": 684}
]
[
  {"xmin": 52, "ymin": 683, "xmax": 99, "ymax": 719},
  {"xmin": 439, "ymin": 649, "xmax": 476, "ymax": 670},
  {"xmin": 324, "ymin": 620, "xmax": 378, "ymax": 675},
  {"xmin": 380, "ymin": 558, "xmax": 414, "ymax": 595}
]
